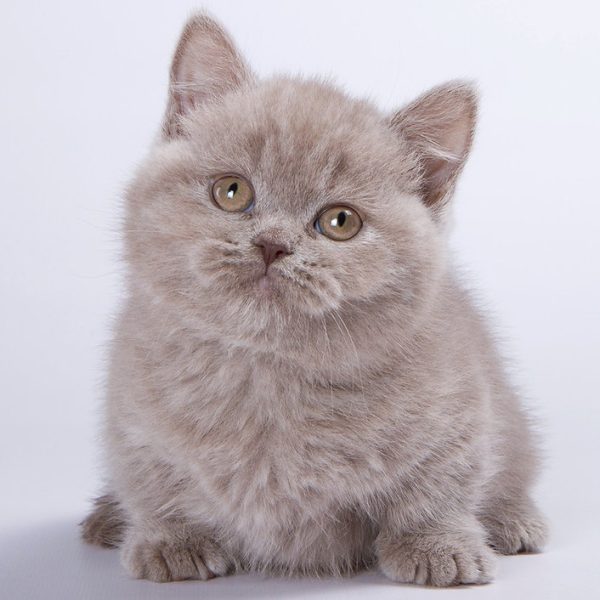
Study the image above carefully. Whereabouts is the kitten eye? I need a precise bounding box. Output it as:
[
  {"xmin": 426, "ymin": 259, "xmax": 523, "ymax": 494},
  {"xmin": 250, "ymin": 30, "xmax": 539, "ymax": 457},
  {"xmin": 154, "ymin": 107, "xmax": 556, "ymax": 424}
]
[
  {"xmin": 211, "ymin": 175, "xmax": 254, "ymax": 212},
  {"xmin": 315, "ymin": 206, "xmax": 362, "ymax": 241}
]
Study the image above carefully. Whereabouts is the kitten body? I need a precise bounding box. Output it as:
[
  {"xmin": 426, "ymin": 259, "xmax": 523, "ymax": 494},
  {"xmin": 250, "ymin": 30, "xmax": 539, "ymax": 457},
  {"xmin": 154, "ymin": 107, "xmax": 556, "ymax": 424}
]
[{"xmin": 82, "ymin": 15, "xmax": 546, "ymax": 586}]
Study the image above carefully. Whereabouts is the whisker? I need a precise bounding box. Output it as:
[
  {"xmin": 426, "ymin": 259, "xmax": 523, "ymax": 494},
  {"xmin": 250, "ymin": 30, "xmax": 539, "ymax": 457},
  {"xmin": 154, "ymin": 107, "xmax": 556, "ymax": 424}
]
[{"xmin": 329, "ymin": 308, "xmax": 368, "ymax": 411}]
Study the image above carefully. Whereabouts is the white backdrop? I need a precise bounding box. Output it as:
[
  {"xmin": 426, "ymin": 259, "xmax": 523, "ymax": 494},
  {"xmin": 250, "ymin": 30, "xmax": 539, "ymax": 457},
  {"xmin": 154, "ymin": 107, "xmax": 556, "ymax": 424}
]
[{"xmin": 1, "ymin": 1, "xmax": 599, "ymax": 598}]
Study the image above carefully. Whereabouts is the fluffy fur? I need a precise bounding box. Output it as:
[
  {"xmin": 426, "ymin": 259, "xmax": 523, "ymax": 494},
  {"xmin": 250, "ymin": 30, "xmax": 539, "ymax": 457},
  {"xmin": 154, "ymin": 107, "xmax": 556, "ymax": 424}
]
[{"xmin": 82, "ymin": 14, "xmax": 547, "ymax": 586}]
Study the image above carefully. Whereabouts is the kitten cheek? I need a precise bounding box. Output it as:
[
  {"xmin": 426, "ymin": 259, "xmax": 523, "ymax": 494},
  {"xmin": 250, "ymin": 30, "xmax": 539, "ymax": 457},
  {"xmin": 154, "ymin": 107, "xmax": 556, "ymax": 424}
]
[{"xmin": 332, "ymin": 252, "xmax": 392, "ymax": 301}]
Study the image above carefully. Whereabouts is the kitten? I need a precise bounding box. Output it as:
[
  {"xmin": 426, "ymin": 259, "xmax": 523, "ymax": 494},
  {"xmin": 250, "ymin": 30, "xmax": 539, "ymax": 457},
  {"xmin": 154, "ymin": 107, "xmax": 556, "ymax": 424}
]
[{"xmin": 81, "ymin": 13, "xmax": 547, "ymax": 586}]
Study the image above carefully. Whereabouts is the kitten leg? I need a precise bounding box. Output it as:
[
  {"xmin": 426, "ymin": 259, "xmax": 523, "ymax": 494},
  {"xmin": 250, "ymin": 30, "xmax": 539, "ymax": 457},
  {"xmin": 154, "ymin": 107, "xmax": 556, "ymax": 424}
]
[
  {"xmin": 480, "ymin": 495, "xmax": 547, "ymax": 555},
  {"xmin": 121, "ymin": 520, "xmax": 233, "ymax": 583},
  {"xmin": 376, "ymin": 512, "xmax": 496, "ymax": 586},
  {"xmin": 81, "ymin": 493, "xmax": 126, "ymax": 548}
]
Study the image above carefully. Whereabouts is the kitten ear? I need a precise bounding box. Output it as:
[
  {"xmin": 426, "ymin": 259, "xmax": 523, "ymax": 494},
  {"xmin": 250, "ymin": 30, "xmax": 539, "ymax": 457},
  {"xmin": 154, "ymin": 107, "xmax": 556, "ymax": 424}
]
[
  {"xmin": 163, "ymin": 14, "xmax": 254, "ymax": 137},
  {"xmin": 391, "ymin": 81, "xmax": 477, "ymax": 214}
]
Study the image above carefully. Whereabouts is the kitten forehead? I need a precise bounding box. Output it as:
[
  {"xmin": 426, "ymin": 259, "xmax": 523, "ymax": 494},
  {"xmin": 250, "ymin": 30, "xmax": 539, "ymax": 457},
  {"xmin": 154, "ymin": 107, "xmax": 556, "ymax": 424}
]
[{"xmin": 181, "ymin": 77, "xmax": 419, "ymax": 213}]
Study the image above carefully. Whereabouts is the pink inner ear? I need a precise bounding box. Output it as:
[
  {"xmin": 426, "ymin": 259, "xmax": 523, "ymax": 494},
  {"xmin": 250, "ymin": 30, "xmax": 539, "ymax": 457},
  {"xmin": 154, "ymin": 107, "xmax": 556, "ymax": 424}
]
[
  {"xmin": 182, "ymin": 91, "xmax": 194, "ymax": 114},
  {"xmin": 175, "ymin": 75, "xmax": 199, "ymax": 115},
  {"xmin": 427, "ymin": 156, "xmax": 455, "ymax": 189},
  {"xmin": 172, "ymin": 38, "xmax": 210, "ymax": 116},
  {"xmin": 173, "ymin": 81, "xmax": 192, "ymax": 116},
  {"xmin": 439, "ymin": 114, "xmax": 472, "ymax": 161},
  {"xmin": 425, "ymin": 121, "xmax": 469, "ymax": 190}
]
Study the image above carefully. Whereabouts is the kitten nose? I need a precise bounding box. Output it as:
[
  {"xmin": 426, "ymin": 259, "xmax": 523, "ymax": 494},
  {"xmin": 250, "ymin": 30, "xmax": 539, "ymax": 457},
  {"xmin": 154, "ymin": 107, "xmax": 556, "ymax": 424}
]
[{"xmin": 253, "ymin": 237, "xmax": 292, "ymax": 268}]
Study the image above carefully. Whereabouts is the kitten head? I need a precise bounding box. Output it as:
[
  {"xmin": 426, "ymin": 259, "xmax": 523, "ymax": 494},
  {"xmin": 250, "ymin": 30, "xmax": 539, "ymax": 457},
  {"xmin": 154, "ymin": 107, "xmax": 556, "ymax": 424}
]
[{"xmin": 125, "ymin": 14, "xmax": 476, "ymax": 348}]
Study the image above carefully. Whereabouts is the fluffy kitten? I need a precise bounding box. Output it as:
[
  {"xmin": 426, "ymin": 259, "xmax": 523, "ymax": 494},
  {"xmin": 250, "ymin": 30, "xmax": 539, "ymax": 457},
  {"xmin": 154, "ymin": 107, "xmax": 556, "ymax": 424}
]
[{"xmin": 82, "ymin": 14, "xmax": 547, "ymax": 586}]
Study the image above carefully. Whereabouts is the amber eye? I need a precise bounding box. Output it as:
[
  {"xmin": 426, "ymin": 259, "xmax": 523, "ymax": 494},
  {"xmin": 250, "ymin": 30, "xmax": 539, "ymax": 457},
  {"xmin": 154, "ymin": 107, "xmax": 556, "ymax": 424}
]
[
  {"xmin": 315, "ymin": 206, "xmax": 362, "ymax": 241},
  {"xmin": 211, "ymin": 175, "xmax": 254, "ymax": 212}
]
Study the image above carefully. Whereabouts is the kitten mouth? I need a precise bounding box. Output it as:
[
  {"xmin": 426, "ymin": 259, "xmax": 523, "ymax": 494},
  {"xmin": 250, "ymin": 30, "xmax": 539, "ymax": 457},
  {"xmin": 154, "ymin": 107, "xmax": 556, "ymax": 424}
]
[
  {"xmin": 256, "ymin": 272, "xmax": 278, "ymax": 295},
  {"xmin": 258, "ymin": 274, "xmax": 272, "ymax": 290}
]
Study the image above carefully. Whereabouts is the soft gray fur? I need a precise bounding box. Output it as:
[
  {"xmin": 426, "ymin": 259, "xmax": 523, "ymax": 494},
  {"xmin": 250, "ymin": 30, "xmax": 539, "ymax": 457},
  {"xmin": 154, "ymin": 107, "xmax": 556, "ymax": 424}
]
[{"xmin": 81, "ymin": 14, "xmax": 547, "ymax": 586}]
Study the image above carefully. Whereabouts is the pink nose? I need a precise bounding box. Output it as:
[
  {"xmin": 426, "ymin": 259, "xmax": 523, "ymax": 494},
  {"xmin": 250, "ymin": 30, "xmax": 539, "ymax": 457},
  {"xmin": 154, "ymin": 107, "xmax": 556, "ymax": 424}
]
[{"xmin": 254, "ymin": 238, "xmax": 292, "ymax": 268}]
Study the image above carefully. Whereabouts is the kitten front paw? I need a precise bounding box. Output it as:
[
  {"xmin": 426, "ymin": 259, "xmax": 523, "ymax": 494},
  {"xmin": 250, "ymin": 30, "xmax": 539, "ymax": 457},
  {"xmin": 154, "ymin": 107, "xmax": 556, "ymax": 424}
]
[
  {"xmin": 121, "ymin": 533, "xmax": 231, "ymax": 582},
  {"xmin": 376, "ymin": 527, "xmax": 496, "ymax": 586}
]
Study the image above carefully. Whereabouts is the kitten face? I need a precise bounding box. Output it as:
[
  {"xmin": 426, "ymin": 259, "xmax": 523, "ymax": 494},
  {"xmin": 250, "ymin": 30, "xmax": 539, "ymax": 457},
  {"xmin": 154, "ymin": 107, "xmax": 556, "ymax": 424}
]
[
  {"xmin": 124, "ymin": 17, "xmax": 475, "ymax": 345},
  {"xmin": 126, "ymin": 79, "xmax": 444, "ymax": 339}
]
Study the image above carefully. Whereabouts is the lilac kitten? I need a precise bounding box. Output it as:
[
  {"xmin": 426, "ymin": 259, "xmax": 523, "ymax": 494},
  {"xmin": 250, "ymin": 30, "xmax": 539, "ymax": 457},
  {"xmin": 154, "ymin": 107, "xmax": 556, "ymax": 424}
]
[{"xmin": 82, "ymin": 14, "xmax": 547, "ymax": 586}]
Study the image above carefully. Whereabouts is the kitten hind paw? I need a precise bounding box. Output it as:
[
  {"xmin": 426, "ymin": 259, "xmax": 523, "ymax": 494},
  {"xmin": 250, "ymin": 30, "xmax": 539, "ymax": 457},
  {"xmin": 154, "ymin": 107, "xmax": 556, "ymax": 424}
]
[
  {"xmin": 80, "ymin": 494, "xmax": 126, "ymax": 548},
  {"xmin": 481, "ymin": 499, "xmax": 548, "ymax": 555}
]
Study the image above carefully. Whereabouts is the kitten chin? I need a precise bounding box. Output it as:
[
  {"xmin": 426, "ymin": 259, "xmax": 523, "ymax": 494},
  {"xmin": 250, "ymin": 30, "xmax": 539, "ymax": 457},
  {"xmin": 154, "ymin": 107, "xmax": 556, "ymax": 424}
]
[
  {"xmin": 256, "ymin": 272, "xmax": 277, "ymax": 294},
  {"xmin": 82, "ymin": 12, "xmax": 546, "ymax": 587}
]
